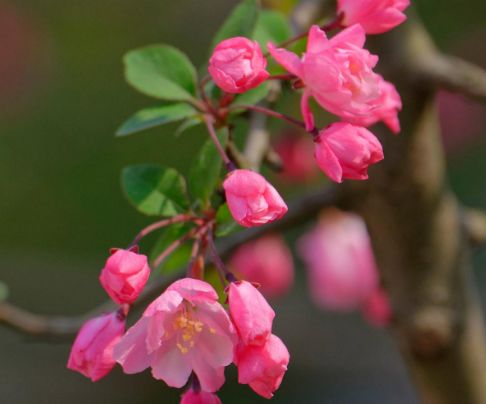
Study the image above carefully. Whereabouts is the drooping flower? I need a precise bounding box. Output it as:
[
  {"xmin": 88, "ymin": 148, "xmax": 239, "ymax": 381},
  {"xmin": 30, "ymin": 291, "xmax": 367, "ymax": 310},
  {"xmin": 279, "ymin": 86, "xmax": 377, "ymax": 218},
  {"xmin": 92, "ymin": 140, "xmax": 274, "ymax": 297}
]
[
  {"xmin": 298, "ymin": 209, "xmax": 379, "ymax": 311},
  {"xmin": 314, "ymin": 122, "xmax": 384, "ymax": 183},
  {"xmin": 67, "ymin": 311, "xmax": 125, "ymax": 382},
  {"xmin": 234, "ymin": 334, "xmax": 290, "ymax": 399},
  {"xmin": 223, "ymin": 169, "xmax": 288, "ymax": 227},
  {"xmin": 227, "ymin": 280, "xmax": 275, "ymax": 346},
  {"xmin": 229, "ymin": 235, "xmax": 294, "ymax": 298},
  {"xmin": 209, "ymin": 37, "xmax": 269, "ymax": 94},
  {"xmin": 180, "ymin": 388, "xmax": 222, "ymax": 404},
  {"xmin": 99, "ymin": 248, "xmax": 150, "ymax": 305},
  {"xmin": 114, "ymin": 278, "xmax": 236, "ymax": 392},
  {"xmin": 268, "ymin": 25, "xmax": 386, "ymax": 130},
  {"xmin": 338, "ymin": 0, "xmax": 410, "ymax": 34}
]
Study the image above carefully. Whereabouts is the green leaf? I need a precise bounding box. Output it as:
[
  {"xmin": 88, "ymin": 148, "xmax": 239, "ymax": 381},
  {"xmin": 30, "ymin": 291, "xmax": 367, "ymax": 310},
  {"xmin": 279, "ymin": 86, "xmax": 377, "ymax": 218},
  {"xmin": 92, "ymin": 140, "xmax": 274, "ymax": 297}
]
[
  {"xmin": 232, "ymin": 82, "xmax": 269, "ymax": 110},
  {"xmin": 253, "ymin": 10, "xmax": 293, "ymax": 52},
  {"xmin": 175, "ymin": 116, "xmax": 204, "ymax": 137},
  {"xmin": 215, "ymin": 203, "xmax": 242, "ymax": 237},
  {"xmin": 122, "ymin": 164, "xmax": 189, "ymax": 216},
  {"xmin": 116, "ymin": 103, "xmax": 197, "ymax": 137},
  {"xmin": 124, "ymin": 45, "xmax": 197, "ymax": 101},
  {"xmin": 210, "ymin": 0, "xmax": 259, "ymax": 51},
  {"xmin": 188, "ymin": 128, "xmax": 229, "ymax": 207},
  {"xmin": 0, "ymin": 282, "xmax": 8, "ymax": 302},
  {"xmin": 150, "ymin": 222, "xmax": 194, "ymax": 273}
]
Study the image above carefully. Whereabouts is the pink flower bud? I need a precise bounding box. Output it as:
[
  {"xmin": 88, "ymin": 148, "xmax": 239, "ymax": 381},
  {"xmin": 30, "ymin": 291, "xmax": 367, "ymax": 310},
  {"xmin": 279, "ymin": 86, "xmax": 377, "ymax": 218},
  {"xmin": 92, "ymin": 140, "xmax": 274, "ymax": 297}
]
[
  {"xmin": 338, "ymin": 0, "xmax": 410, "ymax": 34},
  {"xmin": 99, "ymin": 248, "xmax": 150, "ymax": 305},
  {"xmin": 181, "ymin": 389, "xmax": 222, "ymax": 404},
  {"xmin": 361, "ymin": 288, "xmax": 392, "ymax": 327},
  {"xmin": 208, "ymin": 37, "xmax": 269, "ymax": 94},
  {"xmin": 235, "ymin": 334, "xmax": 290, "ymax": 399},
  {"xmin": 314, "ymin": 122, "xmax": 383, "ymax": 183},
  {"xmin": 67, "ymin": 311, "xmax": 125, "ymax": 382},
  {"xmin": 223, "ymin": 169, "xmax": 288, "ymax": 227},
  {"xmin": 229, "ymin": 235, "xmax": 294, "ymax": 298},
  {"xmin": 298, "ymin": 209, "xmax": 380, "ymax": 311},
  {"xmin": 227, "ymin": 280, "xmax": 275, "ymax": 346}
]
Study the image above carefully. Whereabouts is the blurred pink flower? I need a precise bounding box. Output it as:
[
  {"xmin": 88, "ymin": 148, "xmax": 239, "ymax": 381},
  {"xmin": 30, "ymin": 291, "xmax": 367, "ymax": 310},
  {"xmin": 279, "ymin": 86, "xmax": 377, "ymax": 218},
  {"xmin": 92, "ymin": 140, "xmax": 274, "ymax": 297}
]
[
  {"xmin": 114, "ymin": 278, "xmax": 236, "ymax": 392},
  {"xmin": 180, "ymin": 389, "xmax": 221, "ymax": 404},
  {"xmin": 99, "ymin": 248, "xmax": 150, "ymax": 305},
  {"xmin": 229, "ymin": 235, "xmax": 294, "ymax": 298},
  {"xmin": 314, "ymin": 122, "xmax": 384, "ymax": 183},
  {"xmin": 361, "ymin": 287, "xmax": 392, "ymax": 327},
  {"xmin": 234, "ymin": 334, "xmax": 289, "ymax": 399},
  {"xmin": 209, "ymin": 37, "xmax": 269, "ymax": 94},
  {"xmin": 338, "ymin": 0, "xmax": 410, "ymax": 34},
  {"xmin": 67, "ymin": 311, "xmax": 125, "ymax": 382},
  {"xmin": 223, "ymin": 169, "xmax": 288, "ymax": 227}
]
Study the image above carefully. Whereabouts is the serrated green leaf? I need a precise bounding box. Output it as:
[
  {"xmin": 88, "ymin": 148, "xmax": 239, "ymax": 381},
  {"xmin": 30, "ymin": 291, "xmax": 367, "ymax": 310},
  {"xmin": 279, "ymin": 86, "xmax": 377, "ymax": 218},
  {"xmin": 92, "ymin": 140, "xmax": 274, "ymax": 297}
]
[
  {"xmin": 122, "ymin": 165, "xmax": 189, "ymax": 216},
  {"xmin": 0, "ymin": 282, "xmax": 8, "ymax": 302},
  {"xmin": 210, "ymin": 0, "xmax": 259, "ymax": 51},
  {"xmin": 215, "ymin": 203, "xmax": 242, "ymax": 237},
  {"xmin": 116, "ymin": 103, "xmax": 197, "ymax": 137},
  {"xmin": 253, "ymin": 10, "xmax": 293, "ymax": 52},
  {"xmin": 231, "ymin": 82, "xmax": 269, "ymax": 110},
  {"xmin": 124, "ymin": 45, "xmax": 197, "ymax": 101},
  {"xmin": 188, "ymin": 128, "xmax": 229, "ymax": 207}
]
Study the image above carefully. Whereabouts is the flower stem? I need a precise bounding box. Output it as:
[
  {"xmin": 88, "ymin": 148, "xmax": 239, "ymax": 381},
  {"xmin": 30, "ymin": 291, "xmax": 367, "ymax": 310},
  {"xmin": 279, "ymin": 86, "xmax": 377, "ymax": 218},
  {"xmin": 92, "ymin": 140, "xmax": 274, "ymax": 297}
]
[
  {"xmin": 203, "ymin": 115, "xmax": 236, "ymax": 171},
  {"xmin": 229, "ymin": 104, "xmax": 306, "ymax": 130},
  {"xmin": 207, "ymin": 227, "xmax": 236, "ymax": 285}
]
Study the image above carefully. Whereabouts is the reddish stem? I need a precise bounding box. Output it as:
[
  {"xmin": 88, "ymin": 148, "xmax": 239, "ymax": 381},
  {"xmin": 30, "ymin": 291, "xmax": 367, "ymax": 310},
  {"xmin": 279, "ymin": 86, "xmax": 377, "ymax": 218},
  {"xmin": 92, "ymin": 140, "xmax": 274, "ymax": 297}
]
[
  {"xmin": 203, "ymin": 115, "xmax": 236, "ymax": 171},
  {"xmin": 229, "ymin": 104, "xmax": 306, "ymax": 130},
  {"xmin": 207, "ymin": 227, "xmax": 236, "ymax": 285}
]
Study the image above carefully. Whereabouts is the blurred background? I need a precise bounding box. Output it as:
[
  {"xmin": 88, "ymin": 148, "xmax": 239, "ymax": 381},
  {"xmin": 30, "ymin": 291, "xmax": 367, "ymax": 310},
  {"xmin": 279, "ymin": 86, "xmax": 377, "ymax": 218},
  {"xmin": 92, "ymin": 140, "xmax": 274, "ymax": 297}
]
[{"xmin": 0, "ymin": 0, "xmax": 485, "ymax": 402}]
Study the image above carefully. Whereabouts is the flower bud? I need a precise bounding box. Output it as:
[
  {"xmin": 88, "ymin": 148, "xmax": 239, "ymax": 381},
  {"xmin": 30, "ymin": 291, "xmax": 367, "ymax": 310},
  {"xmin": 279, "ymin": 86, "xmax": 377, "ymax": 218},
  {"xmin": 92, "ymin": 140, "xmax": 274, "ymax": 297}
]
[
  {"xmin": 208, "ymin": 37, "xmax": 269, "ymax": 94},
  {"xmin": 314, "ymin": 122, "xmax": 383, "ymax": 183},
  {"xmin": 223, "ymin": 169, "xmax": 287, "ymax": 227},
  {"xmin": 338, "ymin": 0, "xmax": 410, "ymax": 34},
  {"xmin": 227, "ymin": 280, "xmax": 275, "ymax": 346},
  {"xmin": 235, "ymin": 334, "xmax": 290, "ymax": 399},
  {"xmin": 181, "ymin": 389, "xmax": 222, "ymax": 404},
  {"xmin": 99, "ymin": 248, "xmax": 150, "ymax": 305},
  {"xmin": 67, "ymin": 311, "xmax": 125, "ymax": 381}
]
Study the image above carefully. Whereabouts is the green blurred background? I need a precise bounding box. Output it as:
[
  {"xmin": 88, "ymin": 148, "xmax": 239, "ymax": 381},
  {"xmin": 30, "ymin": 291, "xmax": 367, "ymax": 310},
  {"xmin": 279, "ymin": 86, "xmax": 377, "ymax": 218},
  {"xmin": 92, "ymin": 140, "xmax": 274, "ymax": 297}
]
[{"xmin": 0, "ymin": 0, "xmax": 485, "ymax": 402}]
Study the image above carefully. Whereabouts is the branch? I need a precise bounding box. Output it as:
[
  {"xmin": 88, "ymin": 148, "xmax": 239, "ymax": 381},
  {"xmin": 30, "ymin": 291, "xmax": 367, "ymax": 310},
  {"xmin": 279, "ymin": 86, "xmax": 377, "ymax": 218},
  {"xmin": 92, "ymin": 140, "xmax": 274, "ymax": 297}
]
[{"xmin": 0, "ymin": 186, "xmax": 342, "ymax": 338}]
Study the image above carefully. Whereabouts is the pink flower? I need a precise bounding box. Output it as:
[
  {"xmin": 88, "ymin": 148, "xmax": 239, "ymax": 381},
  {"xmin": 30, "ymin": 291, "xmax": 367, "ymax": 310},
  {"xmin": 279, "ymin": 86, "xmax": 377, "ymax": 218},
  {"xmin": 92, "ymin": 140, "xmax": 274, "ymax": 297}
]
[
  {"xmin": 275, "ymin": 133, "xmax": 318, "ymax": 182},
  {"xmin": 229, "ymin": 235, "xmax": 294, "ymax": 298},
  {"xmin": 361, "ymin": 288, "xmax": 392, "ymax": 327},
  {"xmin": 338, "ymin": 0, "xmax": 410, "ymax": 34},
  {"xmin": 268, "ymin": 25, "xmax": 384, "ymax": 130},
  {"xmin": 208, "ymin": 37, "xmax": 269, "ymax": 94},
  {"xmin": 314, "ymin": 122, "xmax": 383, "ymax": 183},
  {"xmin": 181, "ymin": 389, "xmax": 221, "ymax": 404},
  {"xmin": 298, "ymin": 209, "xmax": 379, "ymax": 311},
  {"xmin": 223, "ymin": 169, "xmax": 288, "ymax": 227},
  {"xmin": 67, "ymin": 311, "xmax": 125, "ymax": 382},
  {"xmin": 114, "ymin": 278, "xmax": 236, "ymax": 392},
  {"xmin": 227, "ymin": 280, "xmax": 275, "ymax": 346},
  {"xmin": 234, "ymin": 334, "xmax": 290, "ymax": 399},
  {"xmin": 99, "ymin": 248, "xmax": 150, "ymax": 305}
]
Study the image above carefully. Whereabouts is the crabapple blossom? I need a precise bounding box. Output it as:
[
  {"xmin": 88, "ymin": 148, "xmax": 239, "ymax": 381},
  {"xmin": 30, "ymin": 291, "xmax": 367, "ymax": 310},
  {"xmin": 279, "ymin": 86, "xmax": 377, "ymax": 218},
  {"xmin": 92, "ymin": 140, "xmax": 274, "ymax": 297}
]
[
  {"xmin": 298, "ymin": 209, "xmax": 380, "ymax": 311},
  {"xmin": 227, "ymin": 280, "xmax": 275, "ymax": 346},
  {"xmin": 223, "ymin": 169, "xmax": 288, "ymax": 227},
  {"xmin": 67, "ymin": 311, "xmax": 125, "ymax": 382},
  {"xmin": 229, "ymin": 235, "xmax": 294, "ymax": 298},
  {"xmin": 268, "ymin": 25, "xmax": 387, "ymax": 130},
  {"xmin": 208, "ymin": 37, "xmax": 269, "ymax": 94},
  {"xmin": 114, "ymin": 278, "xmax": 236, "ymax": 392},
  {"xmin": 234, "ymin": 334, "xmax": 290, "ymax": 399},
  {"xmin": 338, "ymin": 0, "xmax": 411, "ymax": 34},
  {"xmin": 180, "ymin": 388, "xmax": 222, "ymax": 404},
  {"xmin": 99, "ymin": 248, "xmax": 150, "ymax": 305},
  {"xmin": 314, "ymin": 122, "xmax": 384, "ymax": 183}
]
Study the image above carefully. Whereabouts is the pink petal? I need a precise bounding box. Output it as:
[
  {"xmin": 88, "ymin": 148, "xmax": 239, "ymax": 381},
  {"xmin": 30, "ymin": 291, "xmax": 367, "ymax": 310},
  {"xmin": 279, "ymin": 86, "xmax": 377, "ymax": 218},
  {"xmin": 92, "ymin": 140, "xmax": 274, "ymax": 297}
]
[
  {"xmin": 300, "ymin": 90, "xmax": 315, "ymax": 131},
  {"xmin": 267, "ymin": 43, "xmax": 302, "ymax": 77},
  {"xmin": 151, "ymin": 345, "xmax": 192, "ymax": 388},
  {"xmin": 114, "ymin": 317, "xmax": 152, "ymax": 374}
]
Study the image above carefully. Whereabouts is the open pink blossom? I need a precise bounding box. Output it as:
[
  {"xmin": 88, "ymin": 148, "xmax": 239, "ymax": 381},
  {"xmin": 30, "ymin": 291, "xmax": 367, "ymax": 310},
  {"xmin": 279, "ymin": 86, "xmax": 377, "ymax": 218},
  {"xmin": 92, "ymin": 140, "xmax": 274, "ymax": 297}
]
[
  {"xmin": 338, "ymin": 0, "xmax": 410, "ymax": 34},
  {"xmin": 361, "ymin": 287, "xmax": 392, "ymax": 327},
  {"xmin": 227, "ymin": 280, "xmax": 275, "ymax": 346},
  {"xmin": 181, "ymin": 389, "xmax": 222, "ymax": 404},
  {"xmin": 298, "ymin": 209, "xmax": 379, "ymax": 311},
  {"xmin": 67, "ymin": 311, "xmax": 125, "ymax": 382},
  {"xmin": 223, "ymin": 169, "xmax": 288, "ymax": 227},
  {"xmin": 99, "ymin": 248, "xmax": 150, "ymax": 305},
  {"xmin": 234, "ymin": 334, "xmax": 290, "ymax": 399},
  {"xmin": 114, "ymin": 278, "xmax": 236, "ymax": 392},
  {"xmin": 268, "ymin": 25, "xmax": 384, "ymax": 130},
  {"xmin": 229, "ymin": 235, "xmax": 294, "ymax": 298},
  {"xmin": 208, "ymin": 37, "xmax": 269, "ymax": 94},
  {"xmin": 314, "ymin": 122, "xmax": 384, "ymax": 183}
]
